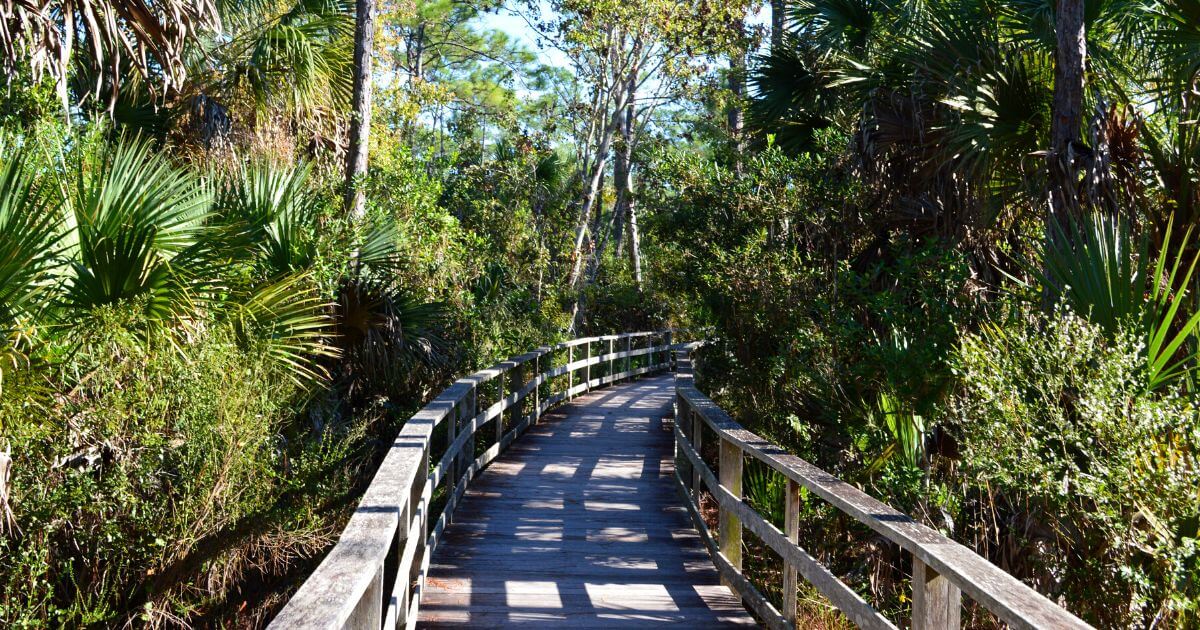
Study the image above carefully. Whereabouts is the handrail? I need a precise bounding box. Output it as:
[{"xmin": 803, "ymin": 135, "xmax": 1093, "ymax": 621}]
[
  {"xmin": 271, "ymin": 331, "xmax": 679, "ymax": 629},
  {"xmin": 672, "ymin": 352, "xmax": 1093, "ymax": 630}
]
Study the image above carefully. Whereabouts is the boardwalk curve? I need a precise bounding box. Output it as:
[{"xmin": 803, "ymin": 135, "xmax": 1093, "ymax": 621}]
[
  {"xmin": 272, "ymin": 332, "xmax": 1093, "ymax": 630},
  {"xmin": 418, "ymin": 375, "xmax": 754, "ymax": 627}
]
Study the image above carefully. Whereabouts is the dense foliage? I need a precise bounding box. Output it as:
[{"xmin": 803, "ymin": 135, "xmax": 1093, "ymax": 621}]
[
  {"xmin": 639, "ymin": 0, "xmax": 1200, "ymax": 625},
  {"xmin": 0, "ymin": 0, "xmax": 1197, "ymax": 626}
]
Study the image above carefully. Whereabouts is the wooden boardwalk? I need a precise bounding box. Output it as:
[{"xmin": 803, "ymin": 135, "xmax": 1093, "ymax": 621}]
[{"xmin": 418, "ymin": 375, "xmax": 755, "ymax": 628}]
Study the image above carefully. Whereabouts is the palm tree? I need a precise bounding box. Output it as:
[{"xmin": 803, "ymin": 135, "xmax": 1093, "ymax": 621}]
[
  {"xmin": 0, "ymin": 0, "xmax": 220, "ymax": 114},
  {"xmin": 59, "ymin": 137, "xmax": 213, "ymax": 323},
  {"xmin": 0, "ymin": 146, "xmax": 61, "ymax": 384}
]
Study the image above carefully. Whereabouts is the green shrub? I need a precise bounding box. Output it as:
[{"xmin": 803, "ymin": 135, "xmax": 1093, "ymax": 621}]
[
  {"xmin": 0, "ymin": 307, "xmax": 356, "ymax": 627},
  {"xmin": 952, "ymin": 306, "xmax": 1200, "ymax": 626}
]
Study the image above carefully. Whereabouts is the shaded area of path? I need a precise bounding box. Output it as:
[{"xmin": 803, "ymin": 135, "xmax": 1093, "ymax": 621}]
[{"xmin": 418, "ymin": 375, "xmax": 754, "ymax": 627}]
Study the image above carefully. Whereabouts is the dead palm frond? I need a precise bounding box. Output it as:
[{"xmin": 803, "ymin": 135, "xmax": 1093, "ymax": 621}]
[{"xmin": 0, "ymin": 0, "xmax": 221, "ymax": 111}]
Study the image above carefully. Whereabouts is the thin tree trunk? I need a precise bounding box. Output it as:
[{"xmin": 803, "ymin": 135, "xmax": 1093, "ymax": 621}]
[
  {"xmin": 612, "ymin": 150, "xmax": 629, "ymax": 257},
  {"xmin": 567, "ymin": 84, "xmax": 629, "ymax": 288},
  {"xmin": 613, "ymin": 76, "xmax": 637, "ymax": 257},
  {"xmin": 771, "ymin": 0, "xmax": 786, "ymax": 49},
  {"xmin": 569, "ymin": 42, "xmax": 642, "ymax": 331},
  {"xmin": 627, "ymin": 193, "xmax": 642, "ymax": 291},
  {"xmin": 728, "ymin": 17, "xmax": 747, "ymax": 171},
  {"xmin": 344, "ymin": 0, "xmax": 377, "ymax": 217},
  {"xmin": 1048, "ymin": 0, "xmax": 1086, "ymax": 225}
]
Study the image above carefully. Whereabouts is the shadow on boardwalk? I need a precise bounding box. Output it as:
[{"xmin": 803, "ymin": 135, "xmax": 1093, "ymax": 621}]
[{"xmin": 418, "ymin": 375, "xmax": 755, "ymax": 628}]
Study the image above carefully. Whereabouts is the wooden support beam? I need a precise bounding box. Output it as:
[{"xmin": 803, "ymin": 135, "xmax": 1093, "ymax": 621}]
[
  {"xmin": 912, "ymin": 557, "xmax": 961, "ymax": 630},
  {"xmin": 511, "ymin": 363, "xmax": 524, "ymax": 432},
  {"xmin": 464, "ymin": 384, "xmax": 476, "ymax": 476},
  {"xmin": 533, "ymin": 354, "xmax": 541, "ymax": 425},
  {"xmin": 396, "ymin": 494, "xmax": 415, "ymax": 624},
  {"xmin": 407, "ymin": 446, "xmax": 429, "ymax": 620},
  {"xmin": 625, "ymin": 336, "xmax": 632, "ymax": 378},
  {"xmin": 719, "ymin": 437, "xmax": 743, "ymax": 584},
  {"xmin": 497, "ymin": 370, "xmax": 507, "ymax": 445},
  {"xmin": 445, "ymin": 399, "xmax": 458, "ymax": 524}
]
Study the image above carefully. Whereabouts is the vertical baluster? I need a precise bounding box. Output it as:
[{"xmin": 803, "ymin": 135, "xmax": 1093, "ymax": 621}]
[
  {"xmin": 345, "ymin": 561, "xmax": 383, "ymax": 629},
  {"xmin": 533, "ymin": 352, "xmax": 541, "ymax": 423},
  {"xmin": 585, "ymin": 340, "xmax": 592, "ymax": 391},
  {"xmin": 665, "ymin": 330, "xmax": 673, "ymax": 371},
  {"xmin": 497, "ymin": 367, "xmax": 507, "ymax": 445},
  {"xmin": 625, "ymin": 335, "xmax": 632, "ymax": 379},
  {"xmin": 463, "ymin": 383, "xmax": 475, "ymax": 479},
  {"xmin": 718, "ymin": 438, "xmax": 743, "ymax": 583},
  {"xmin": 445, "ymin": 399, "xmax": 458, "ymax": 524},
  {"xmin": 691, "ymin": 410, "xmax": 703, "ymax": 504},
  {"xmin": 510, "ymin": 362, "xmax": 524, "ymax": 441},
  {"xmin": 393, "ymin": 495, "xmax": 413, "ymax": 628},
  {"xmin": 912, "ymin": 557, "xmax": 961, "ymax": 630},
  {"xmin": 567, "ymin": 344, "xmax": 574, "ymax": 398},
  {"xmin": 407, "ymin": 446, "xmax": 429, "ymax": 624},
  {"xmin": 608, "ymin": 337, "xmax": 615, "ymax": 383},
  {"xmin": 783, "ymin": 479, "xmax": 800, "ymax": 626}
]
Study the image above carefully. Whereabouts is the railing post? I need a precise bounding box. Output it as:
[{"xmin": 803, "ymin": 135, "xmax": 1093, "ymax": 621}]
[
  {"xmin": 446, "ymin": 399, "xmax": 458, "ymax": 518},
  {"xmin": 510, "ymin": 362, "xmax": 524, "ymax": 437},
  {"xmin": 407, "ymin": 445, "xmax": 429, "ymax": 622},
  {"xmin": 783, "ymin": 479, "xmax": 800, "ymax": 625},
  {"xmin": 585, "ymin": 340, "xmax": 592, "ymax": 392},
  {"xmin": 691, "ymin": 410, "xmax": 703, "ymax": 504},
  {"xmin": 393, "ymin": 495, "xmax": 413, "ymax": 628},
  {"xmin": 455, "ymin": 383, "xmax": 474, "ymax": 490},
  {"xmin": 718, "ymin": 437, "xmax": 743, "ymax": 582},
  {"xmin": 665, "ymin": 330, "xmax": 673, "ymax": 371},
  {"xmin": 912, "ymin": 557, "xmax": 962, "ymax": 630},
  {"xmin": 533, "ymin": 353, "xmax": 541, "ymax": 423},
  {"xmin": 608, "ymin": 337, "xmax": 615, "ymax": 382},
  {"xmin": 497, "ymin": 367, "xmax": 508, "ymax": 445},
  {"xmin": 567, "ymin": 344, "xmax": 575, "ymax": 398},
  {"xmin": 625, "ymin": 335, "xmax": 632, "ymax": 379},
  {"xmin": 344, "ymin": 561, "xmax": 383, "ymax": 629}
]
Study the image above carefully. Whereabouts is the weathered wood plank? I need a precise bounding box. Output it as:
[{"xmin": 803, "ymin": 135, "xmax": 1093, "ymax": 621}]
[
  {"xmin": 913, "ymin": 558, "xmax": 962, "ymax": 630},
  {"xmin": 270, "ymin": 335, "xmax": 683, "ymax": 630},
  {"xmin": 418, "ymin": 376, "xmax": 753, "ymax": 628}
]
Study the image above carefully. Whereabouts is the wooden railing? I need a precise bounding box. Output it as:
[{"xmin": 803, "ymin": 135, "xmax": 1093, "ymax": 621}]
[
  {"xmin": 672, "ymin": 350, "xmax": 1093, "ymax": 630},
  {"xmin": 270, "ymin": 331, "xmax": 677, "ymax": 630}
]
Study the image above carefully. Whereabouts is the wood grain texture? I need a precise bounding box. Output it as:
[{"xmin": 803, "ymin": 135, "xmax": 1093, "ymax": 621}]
[{"xmin": 418, "ymin": 376, "xmax": 754, "ymax": 628}]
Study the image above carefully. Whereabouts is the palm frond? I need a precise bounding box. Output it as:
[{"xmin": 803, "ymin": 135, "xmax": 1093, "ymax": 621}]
[
  {"xmin": 216, "ymin": 160, "xmax": 319, "ymax": 275},
  {"xmin": 233, "ymin": 272, "xmax": 337, "ymax": 387},
  {"xmin": 1039, "ymin": 213, "xmax": 1200, "ymax": 391},
  {"xmin": 60, "ymin": 136, "xmax": 212, "ymax": 323},
  {"xmin": 0, "ymin": 0, "xmax": 220, "ymax": 109},
  {"xmin": 0, "ymin": 144, "xmax": 62, "ymax": 385}
]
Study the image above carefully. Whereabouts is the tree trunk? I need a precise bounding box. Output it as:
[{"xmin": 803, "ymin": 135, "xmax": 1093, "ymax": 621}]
[
  {"xmin": 771, "ymin": 0, "xmax": 786, "ymax": 49},
  {"xmin": 569, "ymin": 48, "xmax": 642, "ymax": 332},
  {"xmin": 728, "ymin": 18, "xmax": 747, "ymax": 171},
  {"xmin": 344, "ymin": 0, "xmax": 377, "ymax": 217},
  {"xmin": 1048, "ymin": 0, "xmax": 1086, "ymax": 225},
  {"xmin": 613, "ymin": 75, "xmax": 636, "ymax": 257},
  {"xmin": 627, "ymin": 196, "xmax": 643, "ymax": 291},
  {"xmin": 567, "ymin": 84, "xmax": 629, "ymax": 288}
]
